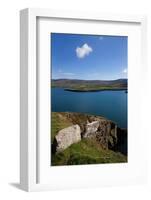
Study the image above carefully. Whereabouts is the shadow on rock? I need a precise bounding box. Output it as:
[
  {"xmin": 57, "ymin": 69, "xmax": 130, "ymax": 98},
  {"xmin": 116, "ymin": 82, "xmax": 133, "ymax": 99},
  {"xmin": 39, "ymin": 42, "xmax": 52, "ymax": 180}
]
[{"xmin": 110, "ymin": 128, "xmax": 127, "ymax": 156}]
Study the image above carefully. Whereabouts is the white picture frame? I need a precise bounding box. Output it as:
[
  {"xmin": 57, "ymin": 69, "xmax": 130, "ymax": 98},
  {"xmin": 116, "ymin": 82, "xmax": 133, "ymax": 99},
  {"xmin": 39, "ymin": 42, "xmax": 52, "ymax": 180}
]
[{"xmin": 20, "ymin": 8, "xmax": 147, "ymax": 192}]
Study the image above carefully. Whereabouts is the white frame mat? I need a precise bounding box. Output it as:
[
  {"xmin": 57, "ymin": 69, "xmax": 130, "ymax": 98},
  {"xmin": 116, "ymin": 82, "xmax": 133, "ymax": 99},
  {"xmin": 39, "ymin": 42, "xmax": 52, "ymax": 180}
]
[{"xmin": 20, "ymin": 8, "xmax": 147, "ymax": 192}]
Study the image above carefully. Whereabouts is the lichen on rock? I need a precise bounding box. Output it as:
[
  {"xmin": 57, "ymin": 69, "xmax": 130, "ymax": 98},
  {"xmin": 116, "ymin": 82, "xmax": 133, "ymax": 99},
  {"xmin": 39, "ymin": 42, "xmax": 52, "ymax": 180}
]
[
  {"xmin": 55, "ymin": 124, "xmax": 81, "ymax": 152},
  {"xmin": 83, "ymin": 121, "xmax": 100, "ymax": 138}
]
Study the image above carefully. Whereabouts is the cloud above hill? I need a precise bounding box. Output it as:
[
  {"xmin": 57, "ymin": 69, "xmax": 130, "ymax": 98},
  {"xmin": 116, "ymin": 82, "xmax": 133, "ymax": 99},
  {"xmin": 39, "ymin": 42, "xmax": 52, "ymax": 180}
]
[{"xmin": 76, "ymin": 43, "xmax": 93, "ymax": 58}]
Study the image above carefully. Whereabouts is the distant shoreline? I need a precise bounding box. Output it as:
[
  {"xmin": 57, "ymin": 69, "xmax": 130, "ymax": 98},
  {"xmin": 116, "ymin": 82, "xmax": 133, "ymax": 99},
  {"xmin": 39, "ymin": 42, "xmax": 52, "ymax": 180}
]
[
  {"xmin": 52, "ymin": 78, "xmax": 128, "ymax": 93},
  {"xmin": 64, "ymin": 88, "xmax": 128, "ymax": 92}
]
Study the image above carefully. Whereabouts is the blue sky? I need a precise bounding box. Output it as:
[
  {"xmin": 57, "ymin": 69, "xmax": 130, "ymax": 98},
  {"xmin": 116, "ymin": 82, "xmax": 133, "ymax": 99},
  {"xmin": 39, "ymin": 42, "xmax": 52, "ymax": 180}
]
[{"xmin": 51, "ymin": 33, "xmax": 127, "ymax": 80}]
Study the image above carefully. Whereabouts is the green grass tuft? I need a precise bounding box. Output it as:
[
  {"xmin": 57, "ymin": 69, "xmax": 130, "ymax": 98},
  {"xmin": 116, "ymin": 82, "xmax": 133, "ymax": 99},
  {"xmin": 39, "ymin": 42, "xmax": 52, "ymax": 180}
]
[{"xmin": 51, "ymin": 112, "xmax": 73, "ymax": 142}]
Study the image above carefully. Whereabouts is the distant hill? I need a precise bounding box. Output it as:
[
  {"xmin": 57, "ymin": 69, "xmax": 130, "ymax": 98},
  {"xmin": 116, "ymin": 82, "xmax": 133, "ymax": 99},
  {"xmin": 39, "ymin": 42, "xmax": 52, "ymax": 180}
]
[{"xmin": 51, "ymin": 78, "xmax": 127, "ymax": 92}]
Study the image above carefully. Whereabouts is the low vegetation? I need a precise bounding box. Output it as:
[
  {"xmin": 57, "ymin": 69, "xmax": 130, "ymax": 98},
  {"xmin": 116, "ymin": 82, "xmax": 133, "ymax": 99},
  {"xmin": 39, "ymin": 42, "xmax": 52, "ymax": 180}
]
[
  {"xmin": 52, "ymin": 138, "xmax": 127, "ymax": 166},
  {"xmin": 51, "ymin": 112, "xmax": 73, "ymax": 142}
]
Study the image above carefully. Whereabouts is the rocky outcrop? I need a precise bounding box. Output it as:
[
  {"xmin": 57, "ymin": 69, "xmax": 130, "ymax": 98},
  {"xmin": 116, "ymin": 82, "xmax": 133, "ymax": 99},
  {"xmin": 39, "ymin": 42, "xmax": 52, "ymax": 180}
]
[
  {"xmin": 52, "ymin": 112, "xmax": 127, "ymax": 155},
  {"xmin": 55, "ymin": 124, "xmax": 81, "ymax": 152},
  {"xmin": 82, "ymin": 119, "xmax": 118, "ymax": 149}
]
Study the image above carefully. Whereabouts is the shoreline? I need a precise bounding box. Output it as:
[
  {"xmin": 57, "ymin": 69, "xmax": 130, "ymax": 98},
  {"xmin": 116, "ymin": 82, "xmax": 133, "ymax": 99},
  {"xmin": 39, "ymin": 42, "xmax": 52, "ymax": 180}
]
[{"xmin": 64, "ymin": 88, "xmax": 127, "ymax": 92}]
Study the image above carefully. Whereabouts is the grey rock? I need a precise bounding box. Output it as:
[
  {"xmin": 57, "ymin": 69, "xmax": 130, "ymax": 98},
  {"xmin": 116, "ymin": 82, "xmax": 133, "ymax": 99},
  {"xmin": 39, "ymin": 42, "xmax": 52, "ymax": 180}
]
[
  {"xmin": 55, "ymin": 124, "xmax": 81, "ymax": 152},
  {"xmin": 82, "ymin": 119, "xmax": 118, "ymax": 150},
  {"xmin": 83, "ymin": 121, "xmax": 100, "ymax": 138}
]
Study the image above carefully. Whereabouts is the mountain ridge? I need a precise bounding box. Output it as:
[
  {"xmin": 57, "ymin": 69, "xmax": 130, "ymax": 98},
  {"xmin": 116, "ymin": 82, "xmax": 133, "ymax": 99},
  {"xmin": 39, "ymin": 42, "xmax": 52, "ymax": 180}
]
[{"xmin": 51, "ymin": 78, "xmax": 127, "ymax": 91}]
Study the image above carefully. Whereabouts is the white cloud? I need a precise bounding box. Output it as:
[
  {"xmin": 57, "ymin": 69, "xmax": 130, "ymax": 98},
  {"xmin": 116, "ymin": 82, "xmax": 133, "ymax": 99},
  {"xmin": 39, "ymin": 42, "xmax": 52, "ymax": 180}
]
[
  {"xmin": 57, "ymin": 69, "xmax": 75, "ymax": 77},
  {"xmin": 123, "ymin": 68, "xmax": 127, "ymax": 73},
  {"xmin": 76, "ymin": 43, "xmax": 93, "ymax": 58},
  {"xmin": 62, "ymin": 72, "xmax": 75, "ymax": 76}
]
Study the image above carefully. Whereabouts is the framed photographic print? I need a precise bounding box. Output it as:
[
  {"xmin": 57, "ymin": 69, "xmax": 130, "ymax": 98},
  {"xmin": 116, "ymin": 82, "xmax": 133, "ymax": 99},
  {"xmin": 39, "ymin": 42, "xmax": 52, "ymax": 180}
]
[{"xmin": 20, "ymin": 8, "xmax": 147, "ymax": 191}]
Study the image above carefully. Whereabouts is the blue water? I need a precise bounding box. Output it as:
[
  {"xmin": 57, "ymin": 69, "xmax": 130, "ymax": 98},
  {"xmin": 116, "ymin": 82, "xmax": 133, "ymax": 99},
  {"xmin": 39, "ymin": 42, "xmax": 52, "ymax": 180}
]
[{"xmin": 51, "ymin": 88, "xmax": 127, "ymax": 128}]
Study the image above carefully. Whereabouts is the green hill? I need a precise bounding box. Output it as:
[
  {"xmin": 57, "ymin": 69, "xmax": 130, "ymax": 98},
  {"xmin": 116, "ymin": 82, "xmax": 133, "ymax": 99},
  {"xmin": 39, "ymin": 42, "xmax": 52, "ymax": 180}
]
[{"xmin": 51, "ymin": 78, "xmax": 127, "ymax": 92}]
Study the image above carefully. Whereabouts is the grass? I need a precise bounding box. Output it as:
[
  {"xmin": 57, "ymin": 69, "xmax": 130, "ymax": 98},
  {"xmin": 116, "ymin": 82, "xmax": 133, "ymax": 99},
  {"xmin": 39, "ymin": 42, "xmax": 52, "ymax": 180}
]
[
  {"xmin": 51, "ymin": 138, "xmax": 127, "ymax": 166},
  {"xmin": 51, "ymin": 112, "xmax": 73, "ymax": 142}
]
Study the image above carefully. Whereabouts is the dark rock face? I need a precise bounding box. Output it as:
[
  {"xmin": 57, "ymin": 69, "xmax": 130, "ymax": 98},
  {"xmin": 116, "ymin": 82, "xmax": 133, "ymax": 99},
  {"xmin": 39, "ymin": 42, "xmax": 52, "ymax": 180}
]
[
  {"xmin": 83, "ymin": 119, "xmax": 118, "ymax": 150},
  {"xmin": 111, "ymin": 128, "xmax": 127, "ymax": 155}
]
